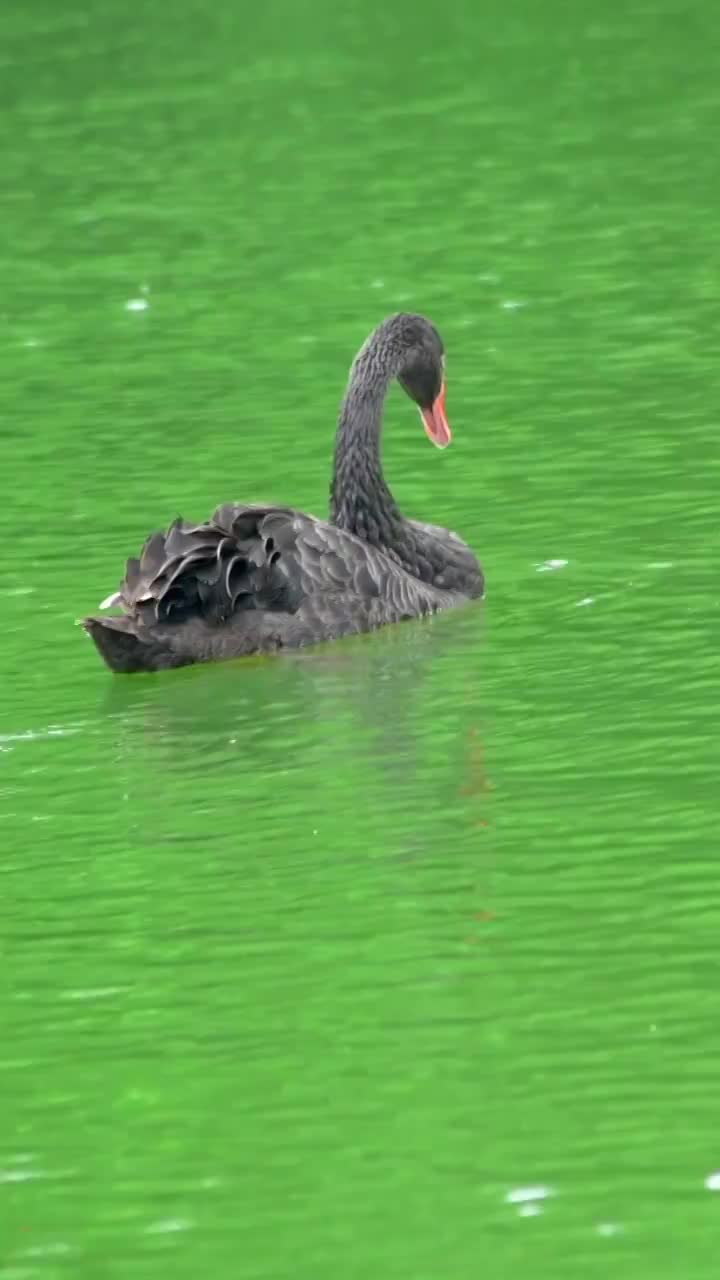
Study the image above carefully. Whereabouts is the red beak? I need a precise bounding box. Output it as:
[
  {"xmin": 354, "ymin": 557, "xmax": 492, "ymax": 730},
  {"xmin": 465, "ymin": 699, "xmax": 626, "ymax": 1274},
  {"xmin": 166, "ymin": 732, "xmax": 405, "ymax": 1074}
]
[{"xmin": 421, "ymin": 381, "xmax": 452, "ymax": 449}]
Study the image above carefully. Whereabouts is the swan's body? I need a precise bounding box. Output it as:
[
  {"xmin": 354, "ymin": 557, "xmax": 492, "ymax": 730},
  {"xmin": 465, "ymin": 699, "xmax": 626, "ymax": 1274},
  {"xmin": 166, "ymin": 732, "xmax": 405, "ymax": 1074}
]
[{"xmin": 84, "ymin": 314, "xmax": 483, "ymax": 673}]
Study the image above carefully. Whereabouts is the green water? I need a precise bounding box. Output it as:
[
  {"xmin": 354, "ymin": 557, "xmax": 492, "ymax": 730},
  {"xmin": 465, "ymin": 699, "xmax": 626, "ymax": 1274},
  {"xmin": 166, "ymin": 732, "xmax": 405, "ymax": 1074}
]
[{"xmin": 2, "ymin": 0, "xmax": 719, "ymax": 1274}]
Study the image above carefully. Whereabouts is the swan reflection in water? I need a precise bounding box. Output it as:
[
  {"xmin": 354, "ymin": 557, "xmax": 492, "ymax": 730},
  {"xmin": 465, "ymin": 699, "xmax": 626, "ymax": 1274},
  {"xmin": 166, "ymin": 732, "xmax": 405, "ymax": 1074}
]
[{"xmin": 98, "ymin": 602, "xmax": 491, "ymax": 864}]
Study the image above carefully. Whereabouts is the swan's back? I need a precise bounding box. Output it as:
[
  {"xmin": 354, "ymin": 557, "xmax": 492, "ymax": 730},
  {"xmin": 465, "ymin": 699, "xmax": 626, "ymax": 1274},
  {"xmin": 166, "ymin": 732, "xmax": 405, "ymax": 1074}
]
[{"xmin": 84, "ymin": 503, "xmax": 464, "ymax": 673}]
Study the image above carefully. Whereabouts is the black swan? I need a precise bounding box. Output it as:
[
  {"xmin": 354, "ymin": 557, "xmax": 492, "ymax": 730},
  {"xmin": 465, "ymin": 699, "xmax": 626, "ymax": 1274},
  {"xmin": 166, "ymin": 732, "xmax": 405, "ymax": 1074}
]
[{"xmin": 84, "ymin": 313, "xmax": 484, "ymax": 673}]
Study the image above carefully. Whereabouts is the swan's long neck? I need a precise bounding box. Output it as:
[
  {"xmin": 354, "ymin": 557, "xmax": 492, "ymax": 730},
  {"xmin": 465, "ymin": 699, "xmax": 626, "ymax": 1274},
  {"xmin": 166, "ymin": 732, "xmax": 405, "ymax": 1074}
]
[{"xmin": 330, "ymin": 330, "xmax": 405, "ymax": 545}]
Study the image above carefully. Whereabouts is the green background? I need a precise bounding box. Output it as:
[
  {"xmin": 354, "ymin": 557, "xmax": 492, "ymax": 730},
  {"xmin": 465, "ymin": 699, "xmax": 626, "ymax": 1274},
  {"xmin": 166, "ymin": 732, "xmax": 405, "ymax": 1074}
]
[{"xmin": 2, "ymin": 0, "xmax": 718, "ymax": 1275}]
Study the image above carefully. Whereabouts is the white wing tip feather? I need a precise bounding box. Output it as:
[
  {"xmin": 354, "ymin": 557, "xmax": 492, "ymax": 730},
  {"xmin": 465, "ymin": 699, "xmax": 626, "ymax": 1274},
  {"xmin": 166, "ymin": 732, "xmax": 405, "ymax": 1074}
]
[{"xmin": 99, "ymin": 591, "xmax": 122, "ymax": 609}]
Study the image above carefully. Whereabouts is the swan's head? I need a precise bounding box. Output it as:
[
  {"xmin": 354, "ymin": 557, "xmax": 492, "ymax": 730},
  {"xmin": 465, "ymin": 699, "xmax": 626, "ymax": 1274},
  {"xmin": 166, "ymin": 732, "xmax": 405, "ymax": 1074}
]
[{"xmin": 395, "ymin": 314, "xmax": 451, "ymax": 449}]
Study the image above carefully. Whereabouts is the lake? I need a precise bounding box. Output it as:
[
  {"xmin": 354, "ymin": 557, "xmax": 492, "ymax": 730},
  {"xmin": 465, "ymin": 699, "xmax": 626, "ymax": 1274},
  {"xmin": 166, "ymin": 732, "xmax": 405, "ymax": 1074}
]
[{"xmin": 2, "ymin": 0, "xmax": 719, "ymax": 1275}]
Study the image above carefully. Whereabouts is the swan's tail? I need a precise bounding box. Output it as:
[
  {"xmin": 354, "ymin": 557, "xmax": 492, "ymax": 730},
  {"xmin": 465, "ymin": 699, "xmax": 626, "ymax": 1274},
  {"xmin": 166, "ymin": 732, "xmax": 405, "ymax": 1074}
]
[
  {"xmin": 81, "ymin": 615, "xmax": 187, "ymax": 673},
  {"xmin": 84, "ymin": 504, "xmax": 303, "ymax": 673}
]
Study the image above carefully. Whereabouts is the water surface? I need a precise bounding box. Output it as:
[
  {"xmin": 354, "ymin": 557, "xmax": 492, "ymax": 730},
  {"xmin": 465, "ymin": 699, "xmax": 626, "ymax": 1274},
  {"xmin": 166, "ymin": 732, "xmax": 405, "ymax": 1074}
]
[{"xmin": 2, "ymin": 0, "xmax": 719, "ymax": 1275}]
